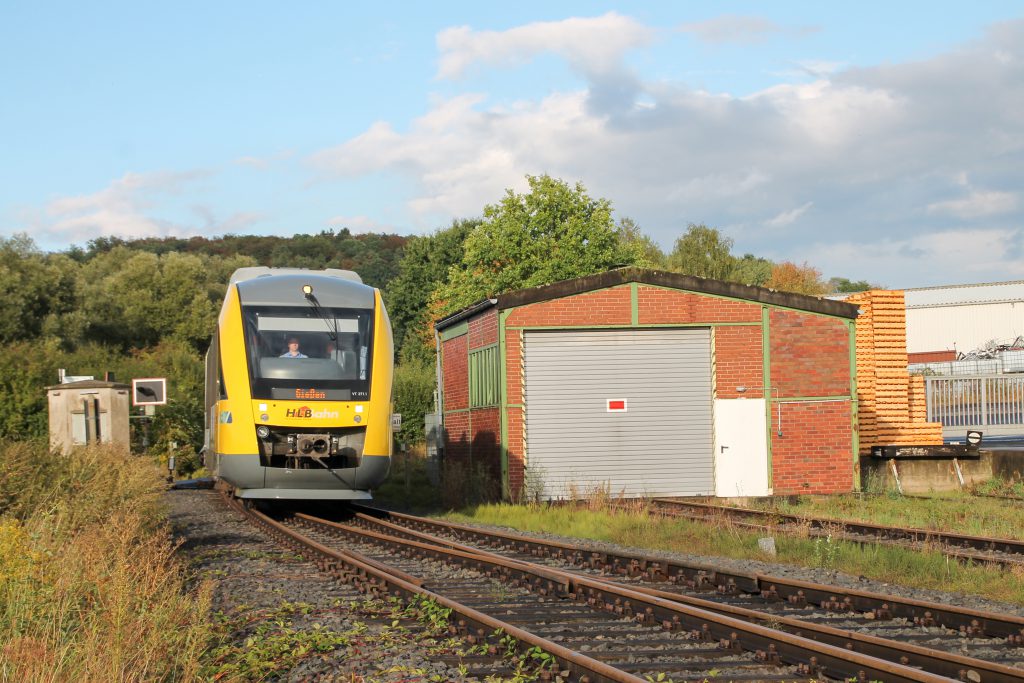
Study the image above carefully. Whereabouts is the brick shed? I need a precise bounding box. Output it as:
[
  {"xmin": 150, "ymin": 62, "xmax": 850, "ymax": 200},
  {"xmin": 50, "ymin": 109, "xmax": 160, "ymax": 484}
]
[{"xmin": 435, "ymin": 268, "xmax": 860, "ymax": 501}]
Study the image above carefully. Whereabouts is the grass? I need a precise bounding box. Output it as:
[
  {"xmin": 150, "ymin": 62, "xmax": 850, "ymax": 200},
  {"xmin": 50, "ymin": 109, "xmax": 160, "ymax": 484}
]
[
  {"xmin": 372, "ymin": 447, "xmax": 442, "ymax": 511},
  {"xmin": 0, "ymin": 440, "xmax": 212, "ymax": 682},
  {"xmin": 447, "ymin": 501, "xmax": 1024, "ymax": 606},
  {"xmin": 743, "ymin": 489, "xmax": 1024, "ymax": 540}
]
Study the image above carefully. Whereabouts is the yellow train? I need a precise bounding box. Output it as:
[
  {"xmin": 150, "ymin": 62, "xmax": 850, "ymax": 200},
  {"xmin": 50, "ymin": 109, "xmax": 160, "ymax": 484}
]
[{"xmin": 204, "ymin": 267, "xmax": 393, "ymax": 499}]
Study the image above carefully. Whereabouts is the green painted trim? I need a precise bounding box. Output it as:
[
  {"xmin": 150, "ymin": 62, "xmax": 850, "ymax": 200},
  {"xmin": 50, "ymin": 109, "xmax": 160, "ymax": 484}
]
[
  {"xmin": 506, "ymin": 403, "xmax": 524, "ymax": 409},
  {"xmin": 638, "ymin": 281, "xmax": 849, "ymax": 320},
  {"xmin": 443, "ymin": 408, "xmax": 472, "ymax": 415},
  {"xmin": 773, "ymin": 395, "xmax": 853, "ymax": 402},
  {"xmin": 506, "ymin": 322, "xmax": 759, "ymax": 331},
  {"xmin": 848, "ymin": 319, "xmax": 860, "ymax": 490},
  {"xmin": 762, "ymin": 306, "xmax": 773, "ymax": 489},
  {"xmin": 630, "ymin": 282, "xmax": 639, "ymax": 326},
  {"xmin": 439, "ymin": 321, "xmax": 468, "ymax": 341},
  {"xmin": 498, "ymin": 310, "xmax": 510, "ymax": 499}
]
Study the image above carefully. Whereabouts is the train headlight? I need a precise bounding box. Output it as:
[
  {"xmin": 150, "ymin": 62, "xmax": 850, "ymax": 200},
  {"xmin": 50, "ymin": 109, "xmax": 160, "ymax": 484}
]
[
  {"xmin": 302, "ymin": 284, "xmax": 313, "ymax": 297},
  {"xmin": 256, "ymin": 425, "xmax": 271, "ymax": 439}
]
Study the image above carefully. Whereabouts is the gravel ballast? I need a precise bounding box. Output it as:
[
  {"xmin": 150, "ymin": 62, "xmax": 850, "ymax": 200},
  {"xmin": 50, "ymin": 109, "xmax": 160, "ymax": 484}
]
[
  {"xmin": 166, "ymin": 489, "xmax": 1024, "ymax": 681},
  {"xmin": 165, "ymin": 489, "xmax": 469, "ymax": 682}
]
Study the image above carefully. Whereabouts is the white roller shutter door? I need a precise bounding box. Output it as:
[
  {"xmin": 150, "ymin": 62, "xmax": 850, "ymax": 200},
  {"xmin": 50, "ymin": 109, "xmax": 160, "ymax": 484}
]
[{"xmin": 524, "ymin": 328, "xmax": 714, "ymax": 499}]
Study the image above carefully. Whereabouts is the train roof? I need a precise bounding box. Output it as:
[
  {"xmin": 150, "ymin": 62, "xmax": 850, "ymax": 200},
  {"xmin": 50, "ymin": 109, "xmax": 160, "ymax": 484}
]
[
  {"xmin": 231, "ymin": 268, "xmax": 375, "ymax": 309},
  {"xmin": 229, "ymin": 267, "xmax": 362, "ymax": 285}
]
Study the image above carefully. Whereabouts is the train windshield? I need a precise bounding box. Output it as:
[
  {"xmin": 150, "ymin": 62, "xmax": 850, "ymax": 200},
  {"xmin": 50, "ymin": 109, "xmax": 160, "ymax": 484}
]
[{"xmin": 241, "ymin": 305, "xmax": 374, "ymax": 401}]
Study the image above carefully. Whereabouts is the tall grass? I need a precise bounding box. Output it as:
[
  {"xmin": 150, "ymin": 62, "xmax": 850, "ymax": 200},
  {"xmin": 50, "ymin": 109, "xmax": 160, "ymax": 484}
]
[{"xmin": 0, "ymin": 441, "xmax": 211, "ymax": 682}]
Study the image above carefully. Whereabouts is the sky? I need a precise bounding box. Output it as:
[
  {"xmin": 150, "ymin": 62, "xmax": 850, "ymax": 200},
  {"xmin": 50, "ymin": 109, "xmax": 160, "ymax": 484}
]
[{"xmin": 1, "ymin": 2, "xmax": 1023, "ymax": 288}]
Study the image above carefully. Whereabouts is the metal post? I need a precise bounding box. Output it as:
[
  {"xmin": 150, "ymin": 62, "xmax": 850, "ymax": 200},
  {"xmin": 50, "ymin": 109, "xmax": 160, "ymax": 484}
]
[{"xmin": 980, "ymin": 378, "xmax": 988, "ymax": 427}]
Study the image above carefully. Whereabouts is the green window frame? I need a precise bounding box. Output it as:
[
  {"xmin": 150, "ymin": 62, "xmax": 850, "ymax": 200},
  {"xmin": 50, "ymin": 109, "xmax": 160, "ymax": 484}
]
[{"xmin": 469, "ymin": 345, "xmax": 499, "ymax": 408}]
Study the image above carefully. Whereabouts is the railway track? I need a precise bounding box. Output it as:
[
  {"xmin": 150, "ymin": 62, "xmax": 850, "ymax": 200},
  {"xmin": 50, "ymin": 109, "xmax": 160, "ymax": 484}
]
[
  {"xmin": 631, "ymin": 498, "xmax": 1024, "ymax": 568},
  {"xmin": 226, "ymin": 495, "xmax": 1024, "ymax": 682}
]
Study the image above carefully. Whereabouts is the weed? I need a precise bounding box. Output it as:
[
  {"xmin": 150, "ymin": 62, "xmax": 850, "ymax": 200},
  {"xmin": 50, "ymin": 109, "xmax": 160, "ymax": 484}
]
[
  {"xmin": 448, "ymin": 501, "xmax": 1024, "ymax": 606},
  {"xmin": 813, "ymin": 533, "xmax": 840, "ymax": 571}
]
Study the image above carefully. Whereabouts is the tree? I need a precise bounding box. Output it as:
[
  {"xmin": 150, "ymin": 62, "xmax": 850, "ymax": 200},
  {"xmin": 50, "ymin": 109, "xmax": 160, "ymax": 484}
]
[
  {"xmin": 0, "ymin": 234, "xmax": 80, "ymax": 343},
  {"xmin": 391, "ymin": 360, "xmax": 437, "ymax": 445},
  {"xmin": 616, "ymin": 217, "xmax": 666, "ymax": 268},
  {"xmin": 766, "ymin": 261, "xmax": 828, "ymax": 296},
  {"xmin": 730, "ymin": 253, "xmax": 775, "ymax": 287},
  {"xmin": 384, "ymin": 219, "xmax": 478, "ymax": 365},
  {"xmin": 433, "ymin": 175, "xmax": 645, "ymax": 315},
  {"xmin": 667, "ymin": 224, "xmax": 736, "ymax": 280},
  {"xmin": 827, "ymin": 277, "xmax": 878, "ymax": 293}
]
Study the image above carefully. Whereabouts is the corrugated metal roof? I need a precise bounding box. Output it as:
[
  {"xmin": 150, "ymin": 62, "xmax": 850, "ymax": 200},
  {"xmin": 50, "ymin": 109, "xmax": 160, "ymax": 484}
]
[{"xmin": 904, "ymin": 280, "xmax": 1024, "ymax": 308}]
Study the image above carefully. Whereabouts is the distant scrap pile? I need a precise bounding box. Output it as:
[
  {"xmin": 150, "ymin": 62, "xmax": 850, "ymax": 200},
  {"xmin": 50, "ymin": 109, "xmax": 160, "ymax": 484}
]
[{"xmin": 845, "ymin": 290, "xmax": 943, "ymax": 453}]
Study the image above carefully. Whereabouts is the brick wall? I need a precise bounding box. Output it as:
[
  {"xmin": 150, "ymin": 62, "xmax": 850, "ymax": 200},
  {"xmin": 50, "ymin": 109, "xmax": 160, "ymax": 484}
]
[
  {"xmin": 469, "ymin": 406, "xmax": 501, "ymax": 481},
  {"xmin": 715, "ymin": 326, "xmax": 764, "ymax": 399},
  {"xmin": 769, "ymin": 310, "xmax": 850, "ymax": 398},
  {"xmin": 441, "ymin": 317, "xmax": 502, "ymax": 487},
  {"xmin": 442, "ymin": 334, "xmax": 468, "ymax": 412},
  {"xmin": 469, "ymin": 308, "xmax": 498, "ymax": 350},
  {"xmin": 639, "ymin": 287, "xmax": 762, "ymax": 324},
  {"xmin": 443, "ymin": 410, "xmax": 470, "ymax": 462},
  {"xmin": 505, "ymin": 286, "xmax": 631, "ymax": 327},
  {"xmin": 771, "ymin": 401, "xmax": 854, "ymax": 494},
  {"xmin": 767, "ymin": 311, "xmax": 853, "ymax": 494}
]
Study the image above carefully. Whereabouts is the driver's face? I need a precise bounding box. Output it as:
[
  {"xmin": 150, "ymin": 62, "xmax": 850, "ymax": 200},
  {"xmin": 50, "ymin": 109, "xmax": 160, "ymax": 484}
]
[{"xmin": 288, "ymin": 341, "xmax": 299, "ymax": 350}]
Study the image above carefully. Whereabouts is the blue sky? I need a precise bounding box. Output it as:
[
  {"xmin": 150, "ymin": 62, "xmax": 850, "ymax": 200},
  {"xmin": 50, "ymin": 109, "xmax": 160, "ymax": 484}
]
[{"xmin": 2, "ymin": 2, "xmax": 1022, "ymax": 287}]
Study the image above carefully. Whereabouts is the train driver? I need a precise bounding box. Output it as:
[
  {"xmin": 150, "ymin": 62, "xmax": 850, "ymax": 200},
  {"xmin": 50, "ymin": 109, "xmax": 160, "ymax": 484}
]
[{"xmin": 280, "ymin": 337, "xmax": 308, "ymax": 358}]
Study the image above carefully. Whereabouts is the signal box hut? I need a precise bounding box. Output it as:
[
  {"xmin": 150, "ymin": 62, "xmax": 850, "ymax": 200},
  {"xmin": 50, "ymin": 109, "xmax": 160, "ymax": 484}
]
[{"xmin": 435, "ymin": 268, "xmax": 860, "ymax": 501}]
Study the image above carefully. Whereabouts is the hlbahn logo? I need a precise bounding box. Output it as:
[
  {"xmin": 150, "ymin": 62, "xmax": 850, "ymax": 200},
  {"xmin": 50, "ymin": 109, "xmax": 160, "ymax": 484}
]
[{"xmin": 286, "ymin": 406, "xmax": 339, "ymax": 419}]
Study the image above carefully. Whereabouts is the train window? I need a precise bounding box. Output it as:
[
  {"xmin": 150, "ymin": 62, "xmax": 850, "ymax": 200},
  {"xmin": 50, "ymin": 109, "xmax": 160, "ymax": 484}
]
[{"xmin": 241, "ymin": 305, "xmax": 374, "ymax": 401}]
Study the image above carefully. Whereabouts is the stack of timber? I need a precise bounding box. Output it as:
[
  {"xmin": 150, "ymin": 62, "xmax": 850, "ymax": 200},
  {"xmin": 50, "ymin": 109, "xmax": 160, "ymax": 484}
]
[{"xmin": 845, "ymin": 290, "xmax": 943, "ymax": 453}]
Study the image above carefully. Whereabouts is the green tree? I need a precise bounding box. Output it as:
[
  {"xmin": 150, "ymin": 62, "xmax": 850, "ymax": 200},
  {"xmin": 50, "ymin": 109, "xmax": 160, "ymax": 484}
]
[
  {"xmin": 384, "ymin": 219, "xmax": 478, "ymax": 365},
  {"xmin": 391, "ymin": 359, "xmax": 437, "ymax": 445},
  {"xmin": 0, "ymin": 234, "xmax": 80, "ymax": 343},
  {"xmin": 434, "ymin": 175, "xmax": 644, "ymax": 315},
  {"xmin": 667, "ymin": 224, "xmax": 736, "ymax": 280},
  {"xmin": 616, "ymin": 217, "xmax": 667, "ymax": 268},
  {"xmin": 730, "ymin": 253, "xmax": 775, "ymax": 287},
  {"xmin": 828, "ymin": 277, "xmax": 877, "ymax": 293}
]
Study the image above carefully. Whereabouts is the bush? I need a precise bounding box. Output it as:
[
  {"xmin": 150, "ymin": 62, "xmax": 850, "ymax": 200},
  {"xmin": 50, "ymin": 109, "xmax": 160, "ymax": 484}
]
[
  {"xmin": 0, "ymin": 442, "xmax": 212, "ymax": 680},
  {"xmin": 392, "ymin": 360, "xmax": 436, "ymax": 446}
]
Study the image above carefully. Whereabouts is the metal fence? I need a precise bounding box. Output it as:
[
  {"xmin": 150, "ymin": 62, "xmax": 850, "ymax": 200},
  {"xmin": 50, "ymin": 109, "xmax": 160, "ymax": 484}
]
[{"xmin": 924, "ymin": 374, "xmax": 1024, "ymax": 434}]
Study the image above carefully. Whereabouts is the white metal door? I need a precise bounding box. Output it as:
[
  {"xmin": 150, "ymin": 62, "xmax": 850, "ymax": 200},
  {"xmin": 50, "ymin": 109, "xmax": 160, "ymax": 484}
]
[
  {"xmin": 713, "ymin": 398, "xmax": 769, "ymax": 497},
  {"xmin": 524, "ymin": 328, "xmax": 714, "ymax": 499}
]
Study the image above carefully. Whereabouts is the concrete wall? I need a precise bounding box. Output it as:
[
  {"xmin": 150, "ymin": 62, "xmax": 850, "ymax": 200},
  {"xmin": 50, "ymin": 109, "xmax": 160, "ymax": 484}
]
[{"xmin": 47, "ymin": 382, "xmax": 131, "ymax": 454}]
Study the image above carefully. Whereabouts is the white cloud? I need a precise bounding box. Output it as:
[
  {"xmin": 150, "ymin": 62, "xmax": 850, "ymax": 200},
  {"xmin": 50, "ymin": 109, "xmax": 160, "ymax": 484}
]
[
  {"xmin": 678, "ymin": 15, "xmax": 819, "ymax": 45},
  {"xmin": 310, "ymin": 16, "xmax": 1024, "ymax": 286},
  {"xmin": 927, "ymin": 190, "xmax": 1018, "ymax": 218},
  {"xmin": 678, "ymin": 15, "xmax": 781, "ymax": 45},
  {"xmin": 766, "ymin": 202, "xmax": 813, "ymax": 228},
  {"xmin": 38, "ymin": 170, "xmax": 259, "ymax": 244},
  {"xmin": 800, "ymin": 228, "xmax": 1024, "ymax": 288},
  {"xmin": 436, "ymin": 12, "xmax": 655, "ymax": 79}
]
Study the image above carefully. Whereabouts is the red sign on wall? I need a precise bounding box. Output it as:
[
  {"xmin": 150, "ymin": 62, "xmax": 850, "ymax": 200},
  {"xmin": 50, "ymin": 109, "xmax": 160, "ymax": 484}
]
[{"xmin": 607, "ymin": 399, "xmax": 627, "ymax": 412}]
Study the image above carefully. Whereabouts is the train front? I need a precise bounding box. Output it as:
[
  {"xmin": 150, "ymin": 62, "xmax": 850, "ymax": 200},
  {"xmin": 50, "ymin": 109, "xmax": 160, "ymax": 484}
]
[{"xmin": 217, "ymin": 273, "xmax": 393, "ymax": 499}]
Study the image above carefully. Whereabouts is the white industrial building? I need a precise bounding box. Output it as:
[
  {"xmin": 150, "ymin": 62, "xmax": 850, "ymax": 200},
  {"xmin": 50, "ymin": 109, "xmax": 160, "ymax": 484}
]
[{"xmin": 905, "ymin": 280, "xmax": 1024, "ymax": 358}]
